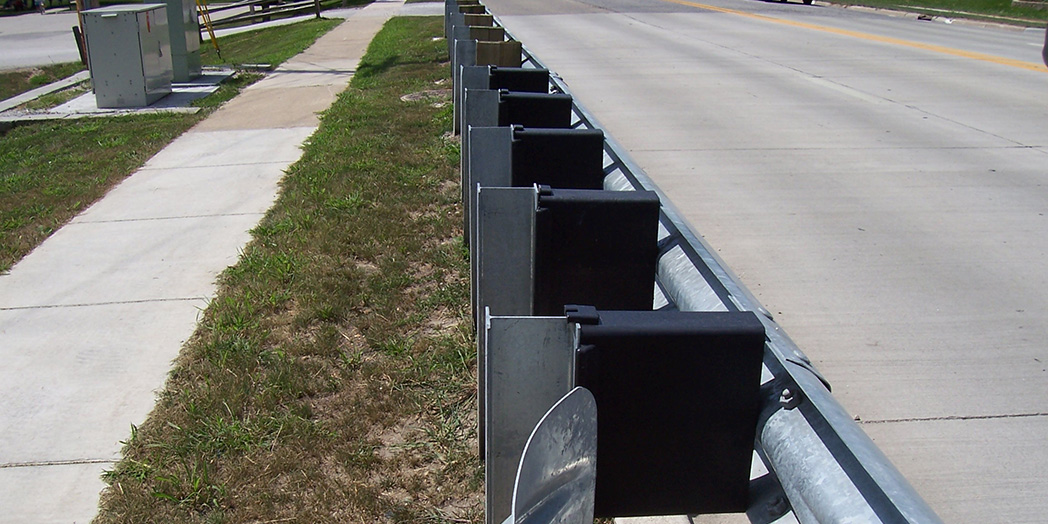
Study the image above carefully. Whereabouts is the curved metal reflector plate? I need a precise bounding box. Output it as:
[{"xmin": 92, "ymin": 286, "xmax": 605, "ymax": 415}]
[{"xmin": 511, "ymin": 387, "xmax": 597, "ymax": 524}]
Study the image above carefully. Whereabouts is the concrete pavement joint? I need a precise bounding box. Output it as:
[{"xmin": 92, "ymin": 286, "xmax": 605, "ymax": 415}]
[
  {"xmin": 260, "ymin": 68, "xmax": 357, "ymax": 75},
  {"xmin": 899, "ymin": 102, "xmax": 1039, "ymax": 147},
  {"xmin": 139, "ymin": 160, "xmax": 300, "ymax": 170},
  {"xmin": 73, "ymin": 212, "xmax": 265, "ymax": 225},
  {"xmin": 859, "ymin": 412, "xmax": 1048, "ymax": 424},
  {"xmin": 0, "ymin": 297, "xmax": 206, "ymax": 312},
  {"xmin": 1, "ymin": 459, "xmax": 117, "ymax": 469}
]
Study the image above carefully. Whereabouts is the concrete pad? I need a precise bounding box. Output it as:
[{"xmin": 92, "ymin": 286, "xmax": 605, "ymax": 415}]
[
  {"xmin": 0, "ymin": 301, "xmax": 204, "ymax": 463},
  {"xmin": 0, "ymin": 462, "xmax": 112, "ymax": 524},
  {"xmin": 192, "ymin": 85, "xmax": 340, "ymax": 130},
  {"xmin": 53, "ymin": 87, "xmax": 208, "ymax": 115},
  {"xmin": 0, "ymin": 71, "xmax": 90, "ymax": 113},
  {"xmin": 47, "ymin": 70, "xmax": 233, "ymax": 115},
  {"xmin": 2, "ymin": 70, "xmax": 237, "ymax": 125},
  {"xmin": 0, "ymin": 215, "xmax": 258, "ymax": 309},
  {"xmin": 138, "ymin": 127, "xmax": 314, "ymax": 169}
]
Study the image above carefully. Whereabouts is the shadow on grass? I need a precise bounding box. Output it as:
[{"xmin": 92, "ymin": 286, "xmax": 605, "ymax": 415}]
[{"xmin": 355, "ymin": 54, "xmax": 400, "ymax": 80}]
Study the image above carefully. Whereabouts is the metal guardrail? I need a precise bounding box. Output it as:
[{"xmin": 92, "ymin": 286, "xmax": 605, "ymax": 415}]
[
  {"xmin": 519, "ymin": 44, "xmax": 944, "ymax": 524},
  {"xmin": 453, "ymin": 2, "xmax": 947, "ymax": 522}
]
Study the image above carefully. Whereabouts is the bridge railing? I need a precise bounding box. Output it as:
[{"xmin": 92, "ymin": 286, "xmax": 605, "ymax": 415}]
[{"xmin": 449, "ymin": 2, "xmax": 945, "ymax": 523}]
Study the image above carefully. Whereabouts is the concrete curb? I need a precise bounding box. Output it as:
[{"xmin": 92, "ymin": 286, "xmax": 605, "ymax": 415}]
[{"xmin": 0, "ymin": 70, "xmax": 90, "ymax": 113}]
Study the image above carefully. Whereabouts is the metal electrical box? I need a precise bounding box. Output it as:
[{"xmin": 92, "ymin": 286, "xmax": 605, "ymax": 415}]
[
  {"xmin": 84, "ymin": 4, "xmax": 173, "ymax": 108},
  {"xmin": 165, "ymin": 0, "xmax": 200, "ymax": 83}
]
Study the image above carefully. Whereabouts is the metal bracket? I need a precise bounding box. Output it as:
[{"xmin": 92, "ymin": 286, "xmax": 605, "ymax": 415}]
[
  {"xmin": 484, "ymin": 313, "xmax": 576, "ymax": 524},
  {"xmin": 462, "ymin": 121, "xmax": 510, "ymax": 241}
]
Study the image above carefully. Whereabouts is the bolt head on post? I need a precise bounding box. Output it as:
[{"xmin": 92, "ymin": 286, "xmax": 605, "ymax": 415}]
[{"xmin": 779, "ymin": 388, "xmax": 802, "ymax": 410}]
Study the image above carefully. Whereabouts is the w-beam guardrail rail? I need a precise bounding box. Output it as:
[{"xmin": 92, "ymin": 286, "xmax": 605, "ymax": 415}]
[{"xmin": 447, "ymin": 1, "xmax": 946, "ymax": 523}]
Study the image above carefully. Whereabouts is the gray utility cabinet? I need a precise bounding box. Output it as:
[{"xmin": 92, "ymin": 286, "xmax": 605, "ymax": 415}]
[
  {"xmin": 165, "ymin": 0, "xmax": 200, "ymax": 83},
  {"xmin": 84, "ymin": 4, "xmax": 173, "ymax": 108}
]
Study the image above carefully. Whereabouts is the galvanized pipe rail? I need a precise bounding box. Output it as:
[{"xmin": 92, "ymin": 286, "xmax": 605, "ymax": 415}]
[{"xmin": 459, "ymin": 7, "xmax": 945, "ymax": 523}]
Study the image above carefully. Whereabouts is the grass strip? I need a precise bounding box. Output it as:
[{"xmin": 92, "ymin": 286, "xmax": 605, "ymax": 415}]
[
  {"xmin": 201, "ymin": 17, "xmax": 343, "ymax": 67},
  {"xmin": 96, "ymin": 16, "xmax": 480, "ymax": 524},
  {"xmin": 0, "ymin": 19, "xmax": 341, "ymax": 274},
  {"xmin": 828, "ymin": 0, "xmax": 1048, "ymax": 24},
  {"xmin": 0, "ymin": 62, "xmax": 85, "ymax": 102}
]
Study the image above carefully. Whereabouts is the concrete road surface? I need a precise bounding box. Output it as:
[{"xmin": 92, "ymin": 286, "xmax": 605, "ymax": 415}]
[
  {"xmin": 0, "ymin": 10, "xmax": 81, "ymax": 70},
  {"xmin": 0, "ymin": 7, "xmax": 366, "ymax": 72},
  {"xmin": 480, "ymin": 0, "xmax": 1048, "ymax": 522}
]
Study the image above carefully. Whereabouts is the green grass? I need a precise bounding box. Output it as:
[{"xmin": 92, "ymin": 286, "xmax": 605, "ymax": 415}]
[
  {"xmin": 95, "ymin": 15, "xmax": 478, "ymax": 524},
  {"xmin": 831, "ymin": 0, "xmax": 1048, "ymax": 24},
  {"xmin": 0, "ymin": 62, "xmax": 85, "ymax": 102},
  {"xmin": 18, "ymin": 82, "xmax": 89, "ymax": 111},
  {"xmin": 201, "ymin": 17, "xmax": 342, "ymax": 67}
]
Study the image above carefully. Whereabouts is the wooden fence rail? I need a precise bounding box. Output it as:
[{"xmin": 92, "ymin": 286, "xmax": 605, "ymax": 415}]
[{"xmin": 199, "ymin": 0, "xmax": 320, "ymax": 32}]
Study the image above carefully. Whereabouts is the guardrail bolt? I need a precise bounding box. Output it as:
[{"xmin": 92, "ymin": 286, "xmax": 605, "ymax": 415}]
[
  {"xmin": 768, "ymin": 494, "xmax": 789, "ymax": 517},
  {"xmin": 779, "ymin": 388, "xmax": 801, "ymax": 410}
]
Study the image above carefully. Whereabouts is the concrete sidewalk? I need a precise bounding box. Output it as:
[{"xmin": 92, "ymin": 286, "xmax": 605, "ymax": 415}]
[{"xmin": 0, "ymin": 1, "xmax": 436, "ymax": 522}]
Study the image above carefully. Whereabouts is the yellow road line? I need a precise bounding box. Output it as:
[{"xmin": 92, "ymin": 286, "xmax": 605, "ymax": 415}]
[{"xmin": 659, "ymin": 0, "xmax": 1048, "ymax": 73}]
